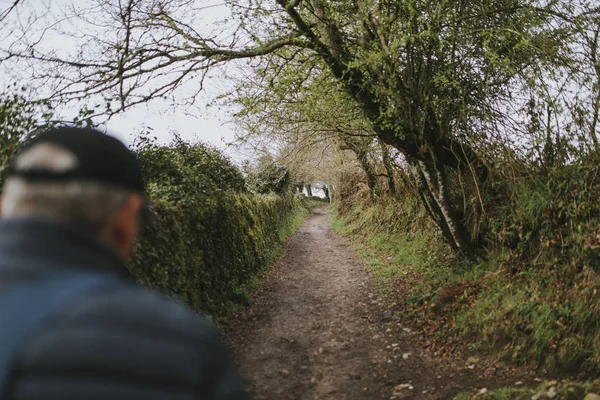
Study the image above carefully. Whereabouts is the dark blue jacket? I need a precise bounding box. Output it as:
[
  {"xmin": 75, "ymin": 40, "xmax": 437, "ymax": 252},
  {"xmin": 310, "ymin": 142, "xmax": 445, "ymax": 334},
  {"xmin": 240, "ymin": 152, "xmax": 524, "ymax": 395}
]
[{"xmin": 0, "ymin": 218, "xmax": 249, "ymax": 400}]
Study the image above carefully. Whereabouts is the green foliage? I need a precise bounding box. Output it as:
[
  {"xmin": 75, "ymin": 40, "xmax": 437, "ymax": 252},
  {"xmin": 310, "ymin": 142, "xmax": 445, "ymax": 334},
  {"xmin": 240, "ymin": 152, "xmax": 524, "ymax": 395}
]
[
  {"xmin": 421, "ymin": 160, "xmax": 600, "ymax": 373},
  {"xmin": 254, "ymin": 163, "xmax": 292, "ymax": 195},
  {"xmin": 334, "ymin": 157, "xmax": 600, "ymax": 375},
  {"xmin": 0, "ymin": 93, "xmax": 37, "ymax": 187},
  {"xmin": 223, "ymin": 0, "xmax": 580, "ymax": 257},
  {"xmin": 332, "ymin": 178, "xmax": 449, "ymax": 285},
  {"xmin": 130, "ymin": 138, "xmax": 306, "ymax": 318},
  {"xmin": 134, "ymin": 133, "xmax": 246, "ymax": 197},
  {"xmin": 490, "ymin": 159, "xmax": 600, "ymax": 264},
  {"xmin": 455, "ymin": 380, "xmax": 600, "ymax": 400},
  {"xmin": 0, "ymin": 91, "xmax": 85, "ymax": 189},
  {"xmin": 244, "ymin": 157, "xmax": 293, "ymax": 195}
]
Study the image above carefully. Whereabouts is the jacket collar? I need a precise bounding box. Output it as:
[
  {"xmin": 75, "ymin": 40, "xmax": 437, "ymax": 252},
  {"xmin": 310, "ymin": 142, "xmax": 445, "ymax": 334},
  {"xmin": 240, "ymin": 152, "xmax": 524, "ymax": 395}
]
[{"xmin": 0, "ymin": 217, "xmax": 133, "ymax": 279}]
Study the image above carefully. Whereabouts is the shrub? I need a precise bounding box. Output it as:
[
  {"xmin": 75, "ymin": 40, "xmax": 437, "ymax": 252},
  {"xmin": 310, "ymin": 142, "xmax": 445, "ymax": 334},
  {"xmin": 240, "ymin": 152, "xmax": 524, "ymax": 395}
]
[
  {"xmin": 333, "ymin": 157, "xmax": 600, "ymax": 374},
  {"xmin": 0, "ymin": 94, "xmax": 37, "ymax": 187},
  {"xmin": 130, "ymin": 138, "xmax": 304, "ymax": 317}
]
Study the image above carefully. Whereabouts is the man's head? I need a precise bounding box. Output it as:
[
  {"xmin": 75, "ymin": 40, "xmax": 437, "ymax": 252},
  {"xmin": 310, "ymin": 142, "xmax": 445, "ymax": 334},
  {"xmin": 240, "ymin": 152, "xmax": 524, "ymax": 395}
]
[{"xmin": 0, "ymin": 127, "xmax": 146, "ymax": 261}]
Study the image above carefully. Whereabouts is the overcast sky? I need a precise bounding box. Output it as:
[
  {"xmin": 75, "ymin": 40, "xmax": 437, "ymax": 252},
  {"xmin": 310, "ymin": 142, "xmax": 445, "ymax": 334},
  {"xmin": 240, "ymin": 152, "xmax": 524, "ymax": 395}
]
[
  {"xmin": 0, "ymin": 0, "xmax": 243, "ymax": 157},
  {"xmin": 102, "ymin": 77, "xmax": 239, "ymax": 152}
]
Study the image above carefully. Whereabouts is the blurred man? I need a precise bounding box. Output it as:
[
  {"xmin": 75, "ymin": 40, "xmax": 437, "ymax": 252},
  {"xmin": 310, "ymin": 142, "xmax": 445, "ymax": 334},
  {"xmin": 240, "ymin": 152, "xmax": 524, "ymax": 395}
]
[{"xmin": 0, "ymin": 127, "xmax": 249, "ymax": 400}]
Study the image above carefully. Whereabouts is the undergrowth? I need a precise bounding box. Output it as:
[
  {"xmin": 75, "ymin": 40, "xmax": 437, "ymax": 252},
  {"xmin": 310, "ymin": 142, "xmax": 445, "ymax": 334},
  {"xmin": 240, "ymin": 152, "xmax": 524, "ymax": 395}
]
[
  {"xmin": 455, "ymin": 379, "xmax": 600, "ymax": 399},
  {"xmin": 331, "ymin": 195, "xmax": 447, "ymax": 285},
  {"xmin": 332, "ymin": 160, "xmax": 600, "ymax": 380}
]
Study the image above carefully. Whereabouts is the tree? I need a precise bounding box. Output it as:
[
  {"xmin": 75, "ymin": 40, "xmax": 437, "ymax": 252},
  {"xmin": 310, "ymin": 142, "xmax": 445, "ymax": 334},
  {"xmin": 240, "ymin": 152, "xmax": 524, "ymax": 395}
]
[
  {"xmin": 337, "ymin": 135, "xmax": 380, "ymax": 197},
  {"xmin": 0, "ymin": 93, "xmax": 38, "ymax": 187},
  {"xmin": 230, "ymin": 48, "xmax": 385, "ymax": 199},
  {"xmin": 244, "ymin": 154, "xmax": 294, "ymax": 195},
  {"xmin": 0, "ymin": 0, "xmax": 589, "ymax": 258}
]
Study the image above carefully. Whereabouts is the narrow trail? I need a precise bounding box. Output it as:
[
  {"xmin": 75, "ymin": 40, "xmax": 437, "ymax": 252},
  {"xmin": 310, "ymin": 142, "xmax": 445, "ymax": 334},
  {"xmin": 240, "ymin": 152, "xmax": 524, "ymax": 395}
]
[{"xmin": 225, "ymin": 208, "xmax": 533, "ymax": 400}]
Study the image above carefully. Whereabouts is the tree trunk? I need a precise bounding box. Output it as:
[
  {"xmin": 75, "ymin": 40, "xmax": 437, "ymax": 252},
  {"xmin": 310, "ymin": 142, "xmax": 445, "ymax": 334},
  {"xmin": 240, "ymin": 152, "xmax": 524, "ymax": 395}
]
[
  {"xmin": 408, "ymin": 158, "xmax": 478, "ymax": 260},
  {"xmin": 356, "ymin": 150, "xmax": 379, "ymax": 197},
  {"xmin": 338, "ymin": 136, "xmax": 380, "ymax": 197},
  {"xmin": 305, "ymin": 184, "xmax": 313, "ymax": 197},
  {"xmin": 588, "ymin": 26, "xmax": 600, "ymax": 149},
  {"xmin": 379, "ymin": 140, "xmax": 397, "ymax": 197}
]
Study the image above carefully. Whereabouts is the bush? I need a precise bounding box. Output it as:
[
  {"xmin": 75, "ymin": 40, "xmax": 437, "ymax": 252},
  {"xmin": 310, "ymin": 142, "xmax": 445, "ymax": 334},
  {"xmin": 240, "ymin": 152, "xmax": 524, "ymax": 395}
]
[
  {"xmin": 333, "ymin": 157, "xmax": 600, "ymax": 374},
  {"xmin": 134, "ymin": 134, "xmax": 247, "ymax": 196},
  {"xmin": 130, "ymin": 138, "xmax": 304, "ymax": 317},
  {"xmin": 0, "ymin": 94, "xmax": 37, "ymax": 187}
]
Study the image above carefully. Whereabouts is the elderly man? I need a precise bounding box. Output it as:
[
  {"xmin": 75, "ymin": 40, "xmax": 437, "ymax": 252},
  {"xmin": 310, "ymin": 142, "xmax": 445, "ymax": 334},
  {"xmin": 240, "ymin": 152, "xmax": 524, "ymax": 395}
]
[{"xmin": 0, "ymin": 127, "xmax": 249, "ymax": 399}]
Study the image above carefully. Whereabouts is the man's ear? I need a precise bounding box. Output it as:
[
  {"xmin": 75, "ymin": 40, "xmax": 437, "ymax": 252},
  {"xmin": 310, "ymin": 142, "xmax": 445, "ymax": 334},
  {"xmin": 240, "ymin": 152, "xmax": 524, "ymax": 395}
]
[
  {"xmin": 104, "ymin": 194, "xmax": 144, "ymax": 261},
  {"xmin": 119, "ymin": 194, "xmax": 144, "ymax": 227},
  {"xmin": 116, "ymin": 194, "xmax": 144, "ymax": 241}
]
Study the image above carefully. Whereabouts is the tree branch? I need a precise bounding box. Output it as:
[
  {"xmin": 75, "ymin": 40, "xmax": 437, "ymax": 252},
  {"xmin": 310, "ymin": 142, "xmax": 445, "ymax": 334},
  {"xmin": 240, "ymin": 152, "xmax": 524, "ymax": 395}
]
[{"xmin": 0, "ymin": 0, "xmax": 22, "ymax": 23}]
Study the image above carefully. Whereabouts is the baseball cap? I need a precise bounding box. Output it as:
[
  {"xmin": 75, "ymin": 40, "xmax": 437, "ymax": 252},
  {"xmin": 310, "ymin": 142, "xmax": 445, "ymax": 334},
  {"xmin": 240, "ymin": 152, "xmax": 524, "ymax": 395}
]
[{"xmin": 7, "ymin": 126, "xmax": 145, "ymax": 194}]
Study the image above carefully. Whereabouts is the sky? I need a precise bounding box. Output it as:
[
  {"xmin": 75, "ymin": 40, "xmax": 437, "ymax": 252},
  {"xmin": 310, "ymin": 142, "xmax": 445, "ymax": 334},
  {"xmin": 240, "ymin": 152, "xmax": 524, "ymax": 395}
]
[
  {"xmin": 0, "ymin": 0, "xmax": 243, "ymax": 158},
  {"xmin": 101, "ymin": 84, "xmax": 239, "ymax": 151}
]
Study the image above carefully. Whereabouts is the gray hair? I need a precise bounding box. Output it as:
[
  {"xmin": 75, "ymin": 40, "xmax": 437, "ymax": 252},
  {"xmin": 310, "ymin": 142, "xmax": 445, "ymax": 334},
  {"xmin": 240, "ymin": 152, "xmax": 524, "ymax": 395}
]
[{"xmin": 1, "ymin": 143, "xmax": 132, "ymax": 232}]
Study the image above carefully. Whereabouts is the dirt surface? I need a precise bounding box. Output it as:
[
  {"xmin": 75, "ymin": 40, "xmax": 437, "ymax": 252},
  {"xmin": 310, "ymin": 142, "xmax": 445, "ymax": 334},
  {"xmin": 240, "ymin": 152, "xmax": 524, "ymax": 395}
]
[{"xmin": 224, "ymin": 208, "xmax": 539, "ymax": 399}]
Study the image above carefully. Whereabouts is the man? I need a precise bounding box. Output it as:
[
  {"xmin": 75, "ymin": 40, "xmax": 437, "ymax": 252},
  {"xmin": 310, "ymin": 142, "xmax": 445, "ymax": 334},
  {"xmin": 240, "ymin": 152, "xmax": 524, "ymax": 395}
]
[{"xmin": 0, "ymin": 126, "xmax": 249, "ymax": 400}]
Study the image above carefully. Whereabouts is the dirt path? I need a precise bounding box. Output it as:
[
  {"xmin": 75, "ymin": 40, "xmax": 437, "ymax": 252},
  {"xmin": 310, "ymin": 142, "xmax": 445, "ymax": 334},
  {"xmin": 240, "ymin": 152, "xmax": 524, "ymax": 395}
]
[{"xmin": 225, "ymin": 208, "xmax": 536, "ymax": 399}]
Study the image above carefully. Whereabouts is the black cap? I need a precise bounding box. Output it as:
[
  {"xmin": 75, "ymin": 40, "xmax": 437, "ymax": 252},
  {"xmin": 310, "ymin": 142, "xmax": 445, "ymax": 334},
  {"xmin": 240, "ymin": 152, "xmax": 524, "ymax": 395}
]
[{"xmin": 7, "ymin": 126, "xmax": 145, "ymax": 193}]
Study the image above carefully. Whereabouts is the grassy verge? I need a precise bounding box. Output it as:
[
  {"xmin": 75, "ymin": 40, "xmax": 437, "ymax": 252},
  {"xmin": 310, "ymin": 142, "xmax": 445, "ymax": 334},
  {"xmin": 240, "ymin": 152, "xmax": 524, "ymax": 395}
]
[
  {"xmin": 332, "ymin": 192, "xmax": 600, "ymax": 395},
  {"xmin": 330, "ymin": 196, "xmax": 449, "ymax": 294},
  {"xmin": 331, "ymin": 207, "xmax": 445, "ymax": 285},
  {"xmin": 455, "ymin": 380, "xmax": 600, "ymax": 399}
]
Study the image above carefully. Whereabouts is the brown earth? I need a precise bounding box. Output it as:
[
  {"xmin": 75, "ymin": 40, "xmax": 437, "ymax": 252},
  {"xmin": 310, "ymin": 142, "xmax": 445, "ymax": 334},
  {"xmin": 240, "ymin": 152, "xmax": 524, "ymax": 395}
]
[{"xmin": 224, "ymin": 208, "xmax": 542, "ymax": 400}]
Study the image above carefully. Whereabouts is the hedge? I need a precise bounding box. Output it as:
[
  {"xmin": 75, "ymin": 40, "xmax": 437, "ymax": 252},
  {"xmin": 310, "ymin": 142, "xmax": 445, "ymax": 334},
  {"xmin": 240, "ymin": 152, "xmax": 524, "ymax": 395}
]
[
  {"xmin": 129, "ymin": 191, "xmax": 300, "ymax": 317},
  {"xmin": 129, "ymin": 137, "xmax": 303, "ymax": 317}
]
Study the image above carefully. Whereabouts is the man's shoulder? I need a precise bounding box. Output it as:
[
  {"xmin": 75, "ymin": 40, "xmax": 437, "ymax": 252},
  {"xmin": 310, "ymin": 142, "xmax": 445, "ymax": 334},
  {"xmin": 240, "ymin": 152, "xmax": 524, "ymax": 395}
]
[
  {"xmin": 11, "ymin": 284, "xmax": 233, "ymax": 398},
  {"xmin": 59, "ymin": 284, "xmax": 219, "ymax": 344}
]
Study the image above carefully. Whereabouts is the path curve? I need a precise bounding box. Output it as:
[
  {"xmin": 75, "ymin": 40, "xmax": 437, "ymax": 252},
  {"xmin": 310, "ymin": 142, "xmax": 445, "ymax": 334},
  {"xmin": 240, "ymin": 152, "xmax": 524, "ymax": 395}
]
[{"xmin": 225, "ymin": 208, "xmax": 533, "ymax": 400}]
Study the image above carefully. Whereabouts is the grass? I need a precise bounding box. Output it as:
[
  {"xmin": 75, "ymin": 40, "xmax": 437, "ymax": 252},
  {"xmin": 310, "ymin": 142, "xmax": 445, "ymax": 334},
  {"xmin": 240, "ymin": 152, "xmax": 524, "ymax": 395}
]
[
  {"xmin": 331, "ymin": 191, "xmax": 600, "ymax": 379},
  {"xmin": 455, "ymin": 380, "xmax": 600, "ymax": 399},
  {"xmin": 331, "ymin": 198, "xmax": 446, "ymax": 283}
]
